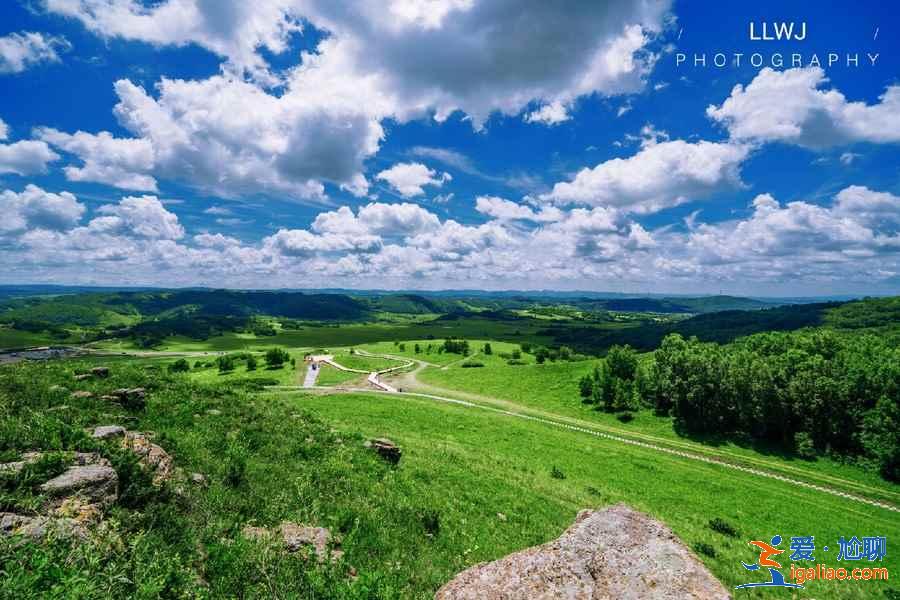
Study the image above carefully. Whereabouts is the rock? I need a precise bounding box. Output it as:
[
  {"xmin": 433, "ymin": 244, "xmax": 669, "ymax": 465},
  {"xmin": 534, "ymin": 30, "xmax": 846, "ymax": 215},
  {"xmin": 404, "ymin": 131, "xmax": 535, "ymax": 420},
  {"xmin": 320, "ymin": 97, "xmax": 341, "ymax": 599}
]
[
  {"xmin": 111, "ymin": 388, "xmax": 147, "ymax": 410},
  {"xmin": 51, "ymin": 497, "xmax": 103, "ymax": 524},
  {"xmin": 205, "ymin": 409, "xmax": 222, "ymax": 416},
  {"xmin": 90, "ymin": 366, "xmax": 110, "ymax": 378},
  {"xmin": 497, "ymin": 513, "xmax": 507, "ymax": 522},
  {"xmin": 49, "ymin": 385, "xmax": 68, "ymax": 393},
  {"xmin": 280, "ymin": 522, "xmax": 342, "ymax": 560},
  {"xmin": 0, "ymin": 512, "xmax": 38, "ymax": 534},
  {"xmin": 47, "ymin": 404, "xmax": 70, "ymax": 412},
  {"xmin": 73, "ymin": 373, "xmax": 92, "ymax": 381},
  {"xmin": 122, "ymin": 431, "xmax": 173, "ymax": 485},
  {"xmin": 190, "ymin": 472, "xmax": 207, "ymax": 486},
  {"xmin": 70, "ymin": 391, "xmax": 94, "ymax": 399},
  {"xmin": 241, "ymin": 522, "xmax": 343, "ymax": 562},
  {"xmin": 0, "ymin": 513, "xmax": 86, "ymax": 541},
  {"xmin": 39, "ymin": 462, "xmax": 118, "ymax": 507},
  {"xmin": 369, "ymin": 438, "xmax": 402, "ymax": 465},
  {"xmin": 92, "ymin": 425, "xmax": 126, "ymax": 440},
  {"xmin": 0, "ymin": 452, "xmax": 43, "ymax": 475},
  {"xmin": 435, "ymin": 504, "xmax": 730, "ymax": 600}
]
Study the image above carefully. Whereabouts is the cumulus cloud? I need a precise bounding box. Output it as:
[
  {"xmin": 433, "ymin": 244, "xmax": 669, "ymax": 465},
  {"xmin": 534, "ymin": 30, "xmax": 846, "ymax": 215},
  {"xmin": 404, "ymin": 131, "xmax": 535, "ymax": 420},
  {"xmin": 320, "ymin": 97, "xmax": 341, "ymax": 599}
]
[
  {"xmin": 0, "ymin": 31, "xmax": 70, "ymax": 74},
  {"xmin": 0, "ymin": 117, "xmax": 8, "ymax": 141},
  {"xmin": 0, "ymin": 139, "xmax": 60, "ymax": 176},
  {"xmin": 376, "ymin": 163, "xmax": 451, "ymax": 197},
  {"xmin": 0, "ymin": 184, "xmax": 85, "ymax": 234},
  {"xmin": 543, "ymin": 140, "xmax": 749, "ymax": 213},
  {"xmin": 707, "ymin": 67, "xmax": 900, "ymax": 147},
  {"xmin": 36, "ymin": 128, "xmax": 158, "ymax": 191},
  {"xmin": 48, "ymin": 1, "xmax": 670, "ymax": 120},
  {"xmin": 686, "ymin": 188, "xmax": 900, "ymax": 273},
  {"xmin": 475, "ymin": 195, "xmax": 562, "ymax": 222},
  {"xmin": 94, "ymin": 195, "xmax": 185, "ymax": 239}
]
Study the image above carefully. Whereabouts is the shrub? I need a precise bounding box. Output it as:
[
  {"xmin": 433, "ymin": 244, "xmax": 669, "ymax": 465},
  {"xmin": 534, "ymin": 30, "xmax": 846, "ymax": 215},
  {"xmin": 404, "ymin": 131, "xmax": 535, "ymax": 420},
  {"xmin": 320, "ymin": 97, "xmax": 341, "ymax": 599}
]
[
  {"xmin": 795, "ymin": 431, "xmax": 816, "ymax": 459},
  {"xmin": 216, "ymin": 355, "xmax": 235, "ymax": 373},
  {"xmin": 461, "ymin": 361, "xmax": 484, "ymax": 368},
  {"xmin": 421, "ymin": 509, "xmax": 440, "ymax": 536},
  {"xmin": 693, "ymin": 542, "xmax": 717, "ymax": 558},
  {"xmin": 550, "ymin": 466, "xmax": 566, "ymax": 480},
  {"xmin": 708, "ymin": 517, "xmax": 739, "ymax": 538},
  {"xmin": 246, "ymin": 355, "xmax": 257, "ymax": 371},
  {"xmin": 168, "ymin": 359, "xmax": 190, "ymax": 373},
  {"xmin": 617, "ymin": 412, "xmax": 635, "ymax": 423},
  {"xmin": 506, "ymin": 359, "xmax": 526, "ymax": 366}
]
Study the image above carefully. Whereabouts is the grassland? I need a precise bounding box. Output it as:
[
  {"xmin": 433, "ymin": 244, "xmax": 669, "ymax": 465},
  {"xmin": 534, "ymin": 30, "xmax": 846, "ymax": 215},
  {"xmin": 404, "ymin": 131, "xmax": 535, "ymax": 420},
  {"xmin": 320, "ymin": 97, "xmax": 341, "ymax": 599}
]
[
  {"xmin": 2, "ymin": 358, "xmax": 896, "ymax": 598},
  {"xmin": 287, "ymin": 390, "xmax": 900, "ymax": 598},
  {"xmin": 412, "ymin": 348, "xmax": 899, "ymax": 502}
]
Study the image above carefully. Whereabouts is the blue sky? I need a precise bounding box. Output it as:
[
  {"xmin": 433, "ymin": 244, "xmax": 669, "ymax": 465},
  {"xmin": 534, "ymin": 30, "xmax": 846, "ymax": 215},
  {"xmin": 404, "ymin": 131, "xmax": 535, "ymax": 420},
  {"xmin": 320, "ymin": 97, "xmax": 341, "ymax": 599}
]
[{"xmin": 0, "ymin": 0, "xmax": 897, "ymax": 295}]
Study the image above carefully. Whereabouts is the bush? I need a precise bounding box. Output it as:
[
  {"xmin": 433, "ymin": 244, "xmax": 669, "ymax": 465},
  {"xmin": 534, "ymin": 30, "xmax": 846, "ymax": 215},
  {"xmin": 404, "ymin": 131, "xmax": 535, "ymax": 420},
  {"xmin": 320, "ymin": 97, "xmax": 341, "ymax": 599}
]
[
  {"xmin": 795, "ymin": 431, "xmax": 816, "ymax": 459},
  {"xmin": 506, "ymin": 359, "xmax": 526, "ymax": 366},
  {"xmin": 550, "ymin": 466, "xmax": 566, "ymax": 480},
  {"xmin": 617, "ymin": 412, "xmax": 635, "ymax": 423},
  {"xmin": 708, "ymin": 517, "xmax": 739, "ymax": 538},
  {"xmin": 246, "ymin": 355, "xmax": 257, "ymax": 371},
  {"xmin": 168, "ymin": 359, "xmax": 190, "ymax": 373},
  {"xmin": 693, "ymin": 542, "xmax": 717, "ymax": 558},
  {"xmin": 216, "ymin": 355, "xmax": 235, "ymax": 373},
  {"xmin": 461, "ymin": 361, "xmax": 484, "ymax": 368},
  {"xmin": 421, "ymin": 509, "xmax": 440, "ymax": 536}
]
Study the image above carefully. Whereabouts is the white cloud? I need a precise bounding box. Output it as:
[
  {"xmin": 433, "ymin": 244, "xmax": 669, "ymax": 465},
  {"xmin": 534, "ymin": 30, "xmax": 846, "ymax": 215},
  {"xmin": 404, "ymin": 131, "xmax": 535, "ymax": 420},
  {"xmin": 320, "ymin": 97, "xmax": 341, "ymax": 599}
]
[
  {"xmin": 0, "ymin": 184, "xmax": 85, "ymax": 234},
  {"xmin": 36, "ymin": 128, "xmax": 158, "ymax": 191},
  {"xmin": 0, "ymin": 31, "xmax": 69, "ymax": 74},
  {"xmin": 194, "ymin": 232, "xmax": 241, "ymax": 248},
  {"xmin": 839, "ymin": 152, "xmax": 860, "ymax": 166},
  {"xmin": 376, "ymin": 162, "xmax": 451, "ymax": 197},
  {"xmin": 542, "ymin": 140, "xmax": 749, "ymax": 213},
  {"xmin": 475, "ymin": 195, "xmax": 562, "ymax": 222},
  {"xmin": 0, "ymin": 140, "xmax": 60, "ymax": 176},
  {"xmin": 0, "ymin": 117, "xmax": 8, "ymax": 141},
  {"xmin": 48, "ymin": 0, "xmax": 670, "ymax": 122},
  {"xmin": 94, "ymin": 195, "xmax": 185, "ymax": 239},
  {"xmin": 525, "ymin": 101, "xmax": 571, "ymax": 126},
  {"xmin": 707, "ymin": 67, "xmax": 900, "ymax": 147}
]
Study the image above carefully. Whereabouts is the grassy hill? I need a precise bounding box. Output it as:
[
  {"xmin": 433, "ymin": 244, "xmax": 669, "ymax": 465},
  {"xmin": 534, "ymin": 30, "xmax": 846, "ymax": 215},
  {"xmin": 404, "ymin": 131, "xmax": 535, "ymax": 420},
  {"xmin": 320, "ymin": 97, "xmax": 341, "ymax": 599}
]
[{"xmin": 1, "ymin": 358, "xmax": 896, "ymax": 598}]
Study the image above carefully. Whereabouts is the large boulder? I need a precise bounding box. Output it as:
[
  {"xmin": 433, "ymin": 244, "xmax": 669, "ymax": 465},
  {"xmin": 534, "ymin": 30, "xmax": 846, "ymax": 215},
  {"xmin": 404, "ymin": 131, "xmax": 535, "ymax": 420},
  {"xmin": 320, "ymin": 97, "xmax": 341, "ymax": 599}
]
[
  {"xmin": 435, "ymin": 504, "xmax": 729, "ymax": 600},
  {"xmin": 92, "ymin": 425, "xmax": 126, "ymax": 440},
  {"xmin": 39, "ymin": 462, "xmax": 118, "ymax": 507}
]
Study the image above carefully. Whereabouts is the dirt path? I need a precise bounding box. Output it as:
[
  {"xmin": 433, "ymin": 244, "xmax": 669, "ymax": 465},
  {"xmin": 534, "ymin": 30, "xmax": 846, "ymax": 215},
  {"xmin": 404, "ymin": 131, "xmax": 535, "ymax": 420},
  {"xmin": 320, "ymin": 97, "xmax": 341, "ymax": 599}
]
[{"xmin": 280, "ymin": 351, "xmax": 900, "ymax": 514}]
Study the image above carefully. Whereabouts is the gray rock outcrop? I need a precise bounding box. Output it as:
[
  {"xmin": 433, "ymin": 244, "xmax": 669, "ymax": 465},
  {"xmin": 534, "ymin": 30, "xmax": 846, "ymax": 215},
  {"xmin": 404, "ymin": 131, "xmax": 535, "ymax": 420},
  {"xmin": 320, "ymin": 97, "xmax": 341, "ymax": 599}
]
[{"xmin": 435, "ymin": 504, "xmax": 729, "ymax": 600}]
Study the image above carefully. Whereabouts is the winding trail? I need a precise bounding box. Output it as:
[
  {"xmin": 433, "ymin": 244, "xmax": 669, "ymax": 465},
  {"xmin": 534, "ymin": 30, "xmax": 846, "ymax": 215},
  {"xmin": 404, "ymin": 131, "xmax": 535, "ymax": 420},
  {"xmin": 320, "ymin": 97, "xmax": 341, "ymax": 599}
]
[{"xmin": 276, "ymin": 350, "xmax": 900, "ymax": 515}]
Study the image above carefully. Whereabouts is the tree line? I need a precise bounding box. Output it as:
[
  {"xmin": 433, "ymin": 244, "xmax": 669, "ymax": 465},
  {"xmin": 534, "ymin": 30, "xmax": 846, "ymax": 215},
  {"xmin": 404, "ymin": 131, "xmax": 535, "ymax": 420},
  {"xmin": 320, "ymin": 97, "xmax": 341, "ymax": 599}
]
[{"xmin": 580, "ymin": 330, "xmax": 899, "ymax": 481}]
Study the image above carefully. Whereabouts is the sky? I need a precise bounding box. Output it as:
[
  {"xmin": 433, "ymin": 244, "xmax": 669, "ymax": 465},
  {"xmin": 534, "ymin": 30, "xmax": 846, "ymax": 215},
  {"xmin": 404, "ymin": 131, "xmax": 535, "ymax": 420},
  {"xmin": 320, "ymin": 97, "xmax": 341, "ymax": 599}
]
[{"xmin": 0, "ymin": 0, "xmax": 897, "ymax": 296}]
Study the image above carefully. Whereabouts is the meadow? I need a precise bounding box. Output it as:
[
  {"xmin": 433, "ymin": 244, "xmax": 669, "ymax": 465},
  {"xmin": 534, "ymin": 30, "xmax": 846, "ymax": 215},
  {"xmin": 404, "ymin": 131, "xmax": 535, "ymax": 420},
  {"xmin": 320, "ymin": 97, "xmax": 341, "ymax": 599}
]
[{"xmin": 1, "ymin": 359, "xmax": 897, "ymax": 598}]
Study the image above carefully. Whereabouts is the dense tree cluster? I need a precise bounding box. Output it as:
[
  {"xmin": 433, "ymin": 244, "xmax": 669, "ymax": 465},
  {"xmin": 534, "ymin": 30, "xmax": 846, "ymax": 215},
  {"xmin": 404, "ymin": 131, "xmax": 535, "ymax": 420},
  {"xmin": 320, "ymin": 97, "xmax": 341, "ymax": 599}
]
[
  {"xmin": 642, "ymin": 331, "xmax": 900, "ymax": 480},
  {"xmin": 442, "ymin": 338, "xmax": 470, "ymax": 355},
  {"xmin": 579, "ymin": 345, "xmax": 642, "ymax": 412}
]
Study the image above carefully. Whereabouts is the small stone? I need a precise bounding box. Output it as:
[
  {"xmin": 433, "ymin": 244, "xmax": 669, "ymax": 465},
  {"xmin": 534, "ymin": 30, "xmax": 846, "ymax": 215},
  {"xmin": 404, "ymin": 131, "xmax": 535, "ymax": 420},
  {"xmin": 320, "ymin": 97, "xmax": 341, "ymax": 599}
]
[
  {"xmin": 70, "ymin": 391, "xmax": 94, "ymax": 399},
  {"xmin": 497, "ymin": 512, "xmax": 507, "ymax": 522},
  {"xmin": 73, "ymin": 373, "xmax": 92, "ymax": 381},
  {"xmin": 49, "ymin": 385, "xmax": 67, "ymax": 393},
  {"xmin": 280, "ymin": 522, "xmax": 343, "ymax": 562},
  {"xmin": 190, "ymin": 473, "xmax": 207, "ymax": 486},
  {"xmin": 90, "ymin": 366, "xmax": 110, "ymax": 378},
  {"xmin": 369, "ymin": 438, "xmax": 402, "ymax": 465},
  {"xmin": 47, "ymin": 404, "xmax": 70, "ymax": 412},
  {"xmin": 205, "ymin": 409, "xmax": 222, "ymax": 416},
  {"xmin": 92, "ymin": 425, "xmax": 126, "ymax": 440},
  {"xmin": 0, "ymin": 452, "xmax": 42, "ymax": 475}
]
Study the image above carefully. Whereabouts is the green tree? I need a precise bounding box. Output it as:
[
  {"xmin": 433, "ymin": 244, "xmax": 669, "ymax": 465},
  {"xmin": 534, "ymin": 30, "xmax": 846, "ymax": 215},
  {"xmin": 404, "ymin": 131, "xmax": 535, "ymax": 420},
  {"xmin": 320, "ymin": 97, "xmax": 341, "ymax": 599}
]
[
  {"xmin": 246, "ymin": 355, "xmax": 258, "ymax": 371},
  {"xmin": 168, "ymin": 358, "xmax": 190, "ymax": 373},
  {"xmin": 265, "ymin": 347, "xmax": 290, "ymax": 368}
]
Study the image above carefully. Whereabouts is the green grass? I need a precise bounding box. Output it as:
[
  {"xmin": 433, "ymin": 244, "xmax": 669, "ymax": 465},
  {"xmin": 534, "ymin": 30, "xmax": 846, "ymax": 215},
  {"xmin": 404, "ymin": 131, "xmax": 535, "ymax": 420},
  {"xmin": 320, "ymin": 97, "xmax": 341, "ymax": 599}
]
[
  {"xmin": 1, "ymin": 357, "xmax": 898, "ymax": 598},
  {"xmin": 0, "ymin": 327, "xmax": 56, "ymax": 349},
  {"xmin": 415, "ymin": 353, "xmax": 900, "ymax": 502},
  {"xmin": 288, "ymin": 390, "xmax": 900, "ymax": 599}
]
